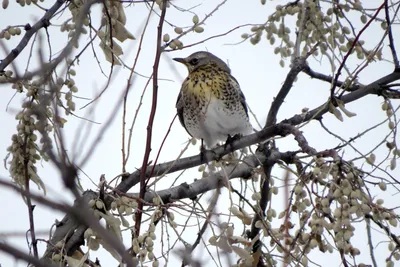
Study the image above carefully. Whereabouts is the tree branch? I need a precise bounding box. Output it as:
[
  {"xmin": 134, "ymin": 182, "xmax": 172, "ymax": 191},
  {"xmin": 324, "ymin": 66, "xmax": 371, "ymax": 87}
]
[
  {"xmin": 303, "ymin": 65, "xmax": 360, "ymax": 91},
  {"xmin": 0, "ymin": 0, "xmax": 67, "ymax": 72},
  {"xmin": 0, "ymin": 242, "xmax": 57, "ymax": 267},
  {"xmin": 384, "ymin": 0, "xmax": 400, "ymax": 69},
  {"xmin": 330, "ymin": 2, "xmax": 386, "ymax": 98},
  {"xmin": 135, "ymin": 0, "xmax": 167, "ymax": 238},
  {"xmin": 0, "ymin": 180, "xmax": 136, "ymax": 267},
  {"xmin": 284, "ymin": 70, "xmax": 400, "ymax": 125},
  {"xmin": 265, "ymin": 56, "xmax": 308, "ymax": 127}
]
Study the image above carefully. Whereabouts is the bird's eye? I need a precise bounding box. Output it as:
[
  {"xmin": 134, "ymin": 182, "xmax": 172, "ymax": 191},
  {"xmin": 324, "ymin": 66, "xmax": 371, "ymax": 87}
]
[{"xmin": 189, "ymin": 58, "xmax": 199, "ymax": 65}]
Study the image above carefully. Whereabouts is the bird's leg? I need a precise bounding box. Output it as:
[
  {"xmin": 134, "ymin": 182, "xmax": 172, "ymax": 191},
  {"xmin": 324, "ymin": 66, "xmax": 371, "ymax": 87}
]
[
  {"xmin": 224, "ymin": 135, "xmax": 232, "ymax": 151},
  {"xmin": 224, "ymin": 134, "xmax": 242, "ymax": 151},
  {"xmin": 200, "ymin": 139, "xmax": 219, "ymax": 163},
  {"xmin": 200, "ymin": 139, "xmax": 205, "ymax": 163}
]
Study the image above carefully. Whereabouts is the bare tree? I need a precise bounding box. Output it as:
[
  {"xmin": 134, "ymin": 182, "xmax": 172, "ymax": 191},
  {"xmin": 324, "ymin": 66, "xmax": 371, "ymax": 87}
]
[{"xmin": 1, "ymin": 0, "xmax": 400, "ymax": 266}]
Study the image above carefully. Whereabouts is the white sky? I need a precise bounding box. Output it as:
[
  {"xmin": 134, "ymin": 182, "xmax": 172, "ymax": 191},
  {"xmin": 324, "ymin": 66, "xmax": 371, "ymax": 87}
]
[{"xmin": 0, "ymin": 0, "xmax": 399, "ymax": 266}]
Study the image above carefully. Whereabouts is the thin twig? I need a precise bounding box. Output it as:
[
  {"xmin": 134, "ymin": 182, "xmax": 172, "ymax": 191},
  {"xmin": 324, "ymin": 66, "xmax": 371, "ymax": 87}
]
[
  {"xmin": 148, "ymin": 114, "xmax": 178, "ymax": 179},
  {"xmin": 122, "ymin": 2, "xmax": 155, "ymax": 172},
  {"xmin": 385, "ymin": 0, "xmax": 400, "ymax": 68},
  {"xmin": 366, "ymin": 217, "xmax": 378, "ymax": 267},
  {"xmin": 135, "ymin": 0, "xmax": 168, "ymax": 237},
  {"xmin": 330, "ymin": 2, "xmax": 386, "ymax": 98},
  {"xmin": 24, "ymin": 133, "xmax": 39, "ymax": 259},
  {"xmin": 182, "ymin": 188, "xmax": 220, "ymax": 266}
]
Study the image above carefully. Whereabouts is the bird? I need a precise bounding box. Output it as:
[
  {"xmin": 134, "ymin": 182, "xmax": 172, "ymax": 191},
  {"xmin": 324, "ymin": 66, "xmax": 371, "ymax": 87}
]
[{"xmin": 174, "ymin": 51, "xmax": 252, "ymax": 150}]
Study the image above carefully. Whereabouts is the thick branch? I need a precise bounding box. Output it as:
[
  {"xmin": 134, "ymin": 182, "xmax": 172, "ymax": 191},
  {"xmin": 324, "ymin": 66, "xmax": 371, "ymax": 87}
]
[
  {"xmin": 129, "ymin": 152, "xmax": 259, "ymax": 202},
  {"xmin": 40, "ymin": 191, "xmax": 96, "ymax": 262},
  {"xmin": 116, "ymin": 123, "xmax": 297, "ymax": 192},
  {"xmin": 40, "ymin": 151, "xmax": 263, "ymax": 262},
  {"xmin": 0, "ymin": 183, "xmax": 136, "ymax": 267},
  {"xmin": 284, "ymin": 70, "xmax": 400, "ymax": 125},
  {"xmin": 0, "ymin": 242, "xmax": 57, "ymax": 267}
]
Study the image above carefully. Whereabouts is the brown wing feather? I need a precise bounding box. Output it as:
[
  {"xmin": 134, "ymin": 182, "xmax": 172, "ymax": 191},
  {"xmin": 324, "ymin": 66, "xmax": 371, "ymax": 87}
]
[
  {"xmin": 176, "ymin": 86, "xmax": 192, "ymax": 137},
  {"xmin": 230, "ymin": 75, "xmax": 249, "ymax": 115}
]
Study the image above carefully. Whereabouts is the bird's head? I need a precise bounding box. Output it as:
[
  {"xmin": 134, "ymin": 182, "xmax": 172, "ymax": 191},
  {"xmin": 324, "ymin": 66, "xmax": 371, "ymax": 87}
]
[{"xmin": 173, "ymin": 51, "xmax": 231, "ymax": 73}]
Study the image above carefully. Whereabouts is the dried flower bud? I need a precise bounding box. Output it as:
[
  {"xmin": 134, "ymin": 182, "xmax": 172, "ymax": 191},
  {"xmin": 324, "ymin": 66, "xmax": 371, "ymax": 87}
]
[
  {"xmin": 163, "ymin": 33, "xmax": 170, "ymax": 42},
  {"xmin": 192, "ymin": 14, "xmax": 199, "ymax": 24},
  {"xmin": 2, "ymin": 0, "xmax": 9, "ymax": 9},
  {"xmin": 174, "ymin": 27, "xmax": 183, "ymax": 34},
  {"xmin": 194, "ymin": 26, "xmax": 204, "ymax": 33}
]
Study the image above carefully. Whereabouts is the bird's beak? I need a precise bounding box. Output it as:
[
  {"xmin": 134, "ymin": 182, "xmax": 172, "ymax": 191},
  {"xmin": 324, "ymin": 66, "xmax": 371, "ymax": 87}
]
[{"xmin": 173, "ymin": 57, "xmax": 186, "ymax": 64}]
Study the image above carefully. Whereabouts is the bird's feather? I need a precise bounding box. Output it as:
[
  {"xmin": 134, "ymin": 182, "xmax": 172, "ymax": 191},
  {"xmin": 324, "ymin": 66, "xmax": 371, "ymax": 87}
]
[
  {"xmin": 230, "ymin": 75, "xmax": 249, "ymax": 115},
  {"xmin": 175, "ymin": 86, "xmax": 192, "ymax": 137}
]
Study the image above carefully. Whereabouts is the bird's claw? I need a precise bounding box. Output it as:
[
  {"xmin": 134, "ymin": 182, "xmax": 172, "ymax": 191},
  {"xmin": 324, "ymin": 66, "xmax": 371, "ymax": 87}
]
[{"xmin": 224, "ymin": 134, "xmax": 241, "ymax": 151}]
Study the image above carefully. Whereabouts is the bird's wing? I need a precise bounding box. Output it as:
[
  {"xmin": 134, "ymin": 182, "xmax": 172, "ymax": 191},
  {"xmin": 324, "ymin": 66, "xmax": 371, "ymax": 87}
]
[
  {"xmin": 175, "ymin": 85, "xmax": 193, "ymax": 137},
  {"xmin": 230, "ymin": 75, "xmax": 249, "ymax": 115}
]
